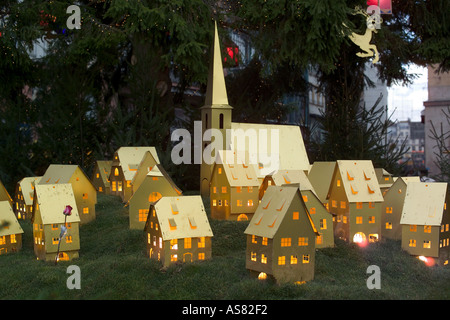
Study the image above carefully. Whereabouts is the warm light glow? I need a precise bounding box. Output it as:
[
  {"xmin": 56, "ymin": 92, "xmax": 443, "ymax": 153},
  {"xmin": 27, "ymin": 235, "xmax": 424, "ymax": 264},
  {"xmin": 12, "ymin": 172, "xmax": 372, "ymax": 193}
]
[
  {"xmin": 258, "ymin": 272, "xmax": 267, "ymax": 280},
  {"xmin": 353, "ymin": 232, "xmax": 368, "ymax": 247},
  {"xmin": 418, "ymin": 256, "xmax": 435, "ymax": 267}
]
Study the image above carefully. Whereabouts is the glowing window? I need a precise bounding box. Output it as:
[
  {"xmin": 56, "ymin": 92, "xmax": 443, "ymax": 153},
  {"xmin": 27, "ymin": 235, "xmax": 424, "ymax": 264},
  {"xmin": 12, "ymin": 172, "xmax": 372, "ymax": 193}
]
[
  {"xmin": 83, "ymin": 193, "xmax": 88, "ymax": 199},
  {"xmin": 248, "ymin": 186, "xmax": 253, "ymax": 193},
  {"xmin": 236, "ymin": 187, "xmax": 242, "ymax": 193},
  {"xmin": 258, "ymin": 272, "xmax": 267, "ymax": 280},
  {"xmin": 213, "ymin": 187, "xmax": 217, "ymax": 193},
  {"xmin": 148, "ymin": 192, "xmax": 162, "ymax": 202},
  {"xmin": 369, "ymin": 216, "xmax": 375, "ymax": 224},
  {"xmin": 320, "ymin": 219, "xmax": 327, "ymax": 230},
  {"xmin": 410, "ymin": 225, "xmax": 417, "ymax": 232},
  {"xmin": 409, "ymin": 239, "xmax": 416, "ymax": 247},
  {"xmin": 170, "ymin": 239, "xmax": 178, "ymax": 250},
  {"xmin": 218, "ymin": 167, "xmax": 222, "ymax": 174},
  {"xmin": 316, "ymin": 235, "xmax": 323, "ymax": 245},
  {"xmin": 222, "ymin": 186, "xmax": 227, "ymax": 193},
  {"xmin": 424, "ymin": 226, "xmax": 431, "ymax": 233},
  {"xmin": 237, "ymin": 200, "xmax": 243, "ymax": 207},
  {"xmin": 198, "ymin": 252, "xmax": 205, "ymax": 260},
  {"xmin": 369, "ymin": 202, "xmax": 375, "ymax": 209},
  {"xmin": 262, "ymin": 237, "xmax": 268, "ymax": 246},
  {"xmin": 280, "ymin": 238, "xmax": 291, "ymax": 247},
  {"xmin": 52, "ymin": 224, "xmax": 58, "ymax": 230},
  {"xmin": 52, "ymin": 237, "xmax": 59, "ymax": 245},
  {"xmin": 171, "ymin": 254, "xmax": 177, "ymax": 262},
  {"xmin": 310, "ymin": 207, "xmax": 316, "ymax": 214},
  {"xmin": 118, "ymin": 181, "xmax": 122, "ymax": 192},
  {"xmin": 251, "ymin": 235, "xmax": 257, "ymax": 244},
  {"xmin": 112, "ymin": 181, "xmax": 116, "ymax": 191},
  {"xmin": 138, "ymin": 209, "xmax": 149, "ymax": 222},
  {"xmin": 251, "ymin": 252, "xmax": 257, "ymax": 261},
  {"xmin": 337, "ymin": 180, "xmax": 341, "ymax": 187},
  {"xmin": 261, "ymin": 254, "xmax": 267, "ymax": 264},
  {"xmin": 303, "ymin": 195, "xmax": 308, "ymax": 202},
  {"xmin": 212, "ymin": 200, "xmax": 217, "ymax": 206},
  {"xmin": 298, "ymin": 237, "xmax": 308, "ymax": 246},
  {"xmin": 96, "ymin": 173, "xmax": 100, "ymax": 179},
  {"xmin": 385, "ymin": 222, "xmax": 392, "ymax": 229},
  {"xmin": 10, "ymin": 234, "xmax": 16, "ymax": 244},
  {"xmin": 185, "ymin": 238, "xmax": 191, "ymax": 249},
  {"xmin": 423, "ymin": 240, "xmax": 431, "ymax": 249},
  {"xmin": 302, "ymin": 255, "xmax": 310, "ymax": 264},
  {"xmin": 340, "ymin": 201, "xmax": 346, "ymax": 209},
  {"xmin": 237, "ymin": 214, "xmax": 248, "ymax": 221},
  {"xmin": 293, "ymin": 211, "xmax": 299, "ymax": 220},
  {"xmin": 386, "ymin": 207, "xmax": 393, "ymax": 214},
  {"xmin": 247, "ymin": 200, "xmax": 253, "ymax": 207},
  {"xmin": 66, "ymin": 236, "xmax": 73, "ymax": 243},
  {"xmin": 278, "ymin": 256, "xmax": 286, "ymax": 265},
  {"xmin": 332, "ymin": 200, "xmax": 337, "ymax": 208},
  {"xmin": 356, "ymin": 216, "xmax": 363, "ymax": 224},
  {"xmin": 114, "ymin": 168, "xmax": 119, "ymax": 176},
  {"xmin": 198, "ymin": 237, "xmax": 206, "ymax": 248},
  {"xmin": 83, "ymin": 207, "xmax": 89, "ymax": 214}
]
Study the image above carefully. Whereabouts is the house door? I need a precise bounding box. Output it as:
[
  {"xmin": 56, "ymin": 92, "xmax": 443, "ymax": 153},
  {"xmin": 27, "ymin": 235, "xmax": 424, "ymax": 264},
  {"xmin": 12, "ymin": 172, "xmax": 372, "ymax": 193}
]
[{"xmin": 183, "ymin": 253, "xmax": 192, "ymax": 263}]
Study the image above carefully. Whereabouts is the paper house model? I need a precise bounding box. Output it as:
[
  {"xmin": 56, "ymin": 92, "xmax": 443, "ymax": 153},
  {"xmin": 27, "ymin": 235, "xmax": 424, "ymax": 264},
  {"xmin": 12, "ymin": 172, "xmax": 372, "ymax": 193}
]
[
  {"xmin": 245, "ymin": 185, "xmax": 319, "ymax": 284},
  {"xmin": 0, "ymin": 179, "xmax": 13, "ymax": 208},
  {"xmin": 199, "ymin": 22, "xmax": 310, "ymax": 197},
  {"xmin": 14, "ymin": 176, "xmax": 41, "ymax": 220},
  {"xmin": 91, "ymin": 160, "xmax": 112, "ymax": 194},
  {"xmin": 0, "ymin": 201, "xmax": 24, "ymax": 255},
  {"xmin": 128, "ymin": 164, "xmax": 182, "ymax": 230},
  {"xmin": 144, "ymin": 195, "xmax": 213, "ymax": 268},
  {"xmin": 39, "ymin": 164, "xmax": 97, "ymax": 225},
  {"xmin": 327, "ymin": 160, "xmax": 384, "ymax": 244},
  {"xmin": 109, "ymin": 147, "xmax": 160, "ymax": 202},
  {"xmin": 400, "ymin": 182, "xmax": 450, "ymax": 266},
  {"xmin": 307, "ymin": 161, "xmax": 337, "ymax": 210},
  {"xmin": 375, "ymin": 168, "xmax": 394, "ymax": 196},
  {"xmin": 209, "ymin": 150, "xmax": 260, "ymax": 221},
  {"xmin": 381, "ymin": 176, "xmax": 421, "ymax": 240},
  {"xmin": 259, "ymin": 170, "xmax": 334, "ymax": 248},
  {"xmin": 32, "ymin": 184, "xmax": 81, "ymax": 262}
]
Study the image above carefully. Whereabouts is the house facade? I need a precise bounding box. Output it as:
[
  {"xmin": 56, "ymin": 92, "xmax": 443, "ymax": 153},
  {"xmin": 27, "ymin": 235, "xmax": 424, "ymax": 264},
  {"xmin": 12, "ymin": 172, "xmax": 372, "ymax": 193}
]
[
  {"xmin": 14, "ymin": 176, "xmax": 41, "ymax": 220},
  {"xmin": 0, "ymin": 201, "xmax": 24, "ymax": 255},
  {"xmin": 91, "ymin": 161, "xmax": 112, "ymax": 194}
]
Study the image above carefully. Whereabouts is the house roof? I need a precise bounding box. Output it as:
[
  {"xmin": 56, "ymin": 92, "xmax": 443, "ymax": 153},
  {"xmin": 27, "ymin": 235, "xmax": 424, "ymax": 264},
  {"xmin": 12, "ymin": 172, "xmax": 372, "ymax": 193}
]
[
  {"xmin": 308, "ymin": 161, "xmax": 336, "ymax": 203},
  {"xmin": 245, "ymin": 186, "xmax": 318, "ymax": 239},
  {"xmin": 115, "ymin": 147, "xmax": 160, "ymax": 181},
  {"xmin": 18, "ymin": 177, "xmax": 42, "ymax": 206},
  {"xmin": 152, "ymin": 196, "xmax": 213, "ymax": 241},
  {"xmin": 39, "ymin": 164, "xmax": 94, "ymax": 192},
  {"xmin": 400, "ymin": 182, "xmax": 448, "ymax": 226},
  {"xmin": 214, "ymin": 150, "xmax": 260, "ymax": 187},
  {"xmin": 95, "ymin": 161, "xmax": 112, "ymax": 187},
  {"xmin": 229, "ymin": 122, "xmax": 309, "ymax": 175},
  {"xmin": 0, "ymin": 180, "xmax": 12, "ymax": 205},
  {"xmin": 268, "ymin": 170, "xmax": 316, "ymax": 195},
  {"xmin": 329, "ymin": 160, "xmax": 384, "ymax": 203},
  {"xmin": 0, "ymin": 201, "xmax": 23, "ymax": 236},
  {"xmin": 375, "ymin": 168, "xmax": 394, "ymax": 188},
  {"xmin": 34, "ymin": 184, "xmax": 80, "ymax": 225}
]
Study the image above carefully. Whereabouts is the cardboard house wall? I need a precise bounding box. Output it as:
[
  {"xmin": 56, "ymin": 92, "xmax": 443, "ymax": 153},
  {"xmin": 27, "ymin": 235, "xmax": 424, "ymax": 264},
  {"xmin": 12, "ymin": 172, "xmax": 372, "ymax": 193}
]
[
  {"xmin": 39, "ymin": 164, "xmax": 97, "ymax": 225},
  {"xmin": 327, "ymin": 160, "xmax": 384, "ymax": 244},
  {"xmin": 259, "ymin": 170, "xmax": 334, "ymax": 248},
  {"xmin": 0, "ymin": 201, "xmax": 24, "ymax": 255},
  {"xmin": 109, "ymin": 147, "xmax": 160, "ymax": 202},
  {"xmin": 32, "ymin": 184, "xmax": 81, "ymax": 262},
  {"xmin": 128, "ymin": 164, "xmax": 182, "ymax": 230},
  {"xmin": 381, "ymin": 176, "xmax": 421, "ymax": 240},
  {"xmin": 245, "ymin": 186, "xmax": 319, "ymax": 284},
  {"xmin": 91, "ymin": 161, "xmax": 112, "ymax": 194},
  {"xmin": 400, "ymin": 182, "xmax": 450, "ymax": 266},
  {"xmin": 199, "ymin": 22, "xmax": 310, "ymax": 197},
  {"xmin": 210, "ymin": 150, "xmax": 260, "ymax": 221},
  {"xmin": 14, "ymin": 176, "xmax": 41, "ymax": 220},
  {"xmin": 131, "ymin": 151, "xmax": 163, "ymax": 194},
  {"xmin": 144, "ymin": 196, "xmax": 213, "ymax": 268}
]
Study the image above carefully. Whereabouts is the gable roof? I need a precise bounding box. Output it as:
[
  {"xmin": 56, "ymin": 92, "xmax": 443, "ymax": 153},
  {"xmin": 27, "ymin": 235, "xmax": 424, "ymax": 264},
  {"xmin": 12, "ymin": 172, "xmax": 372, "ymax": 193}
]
[
  {"xmin": 0, "ymin": 201, "xmax": 23, "ymax": 236},
  {"xmin": 329, "ymin": 160, "xmax": 383, "ymax": 203},
  {"xmin": 0, "ymin": 180, "xmax": 13, "ymax": 205},
  {"xmin": 34, "ymin": 184, "xmax": 80, "ymax": 225},
  {"xmin": 18, "ymin": 177, "xmax": 42, "ymax": 206},
  {"xmin": 400, "ymin": 182, "xmax": 448, "ymax": 226},
  {"xmin": 214, "ymin": 150, "xmax": 260, "ymax": 187},
  {"xmin": 115, "ymin": 147, "xmax": 160, "ymax": 181},
  {"xmin": 152, "ymin": 196, "xmax": 213, "ymax": 241},
  {"xmin": 375, "ymin": 168, "xmax": 394, "ymax": 188},
  {"xmin": 229, "ymin": 122, "xmax": 309, "ymax": 175},
  {"xmin": 245, "ymin": 186, "xmax": 318, "ymax": 239},
  {"xmin": 95, "ymin": 161, "xmax": 112, "ymax": 187},
  {"xmin": 39, "ymin": 164, "xmax": 94, "ymax": 191},
  {"xmin": 307, "ymin": 161, "xmax": 336, "ymax": 203}
]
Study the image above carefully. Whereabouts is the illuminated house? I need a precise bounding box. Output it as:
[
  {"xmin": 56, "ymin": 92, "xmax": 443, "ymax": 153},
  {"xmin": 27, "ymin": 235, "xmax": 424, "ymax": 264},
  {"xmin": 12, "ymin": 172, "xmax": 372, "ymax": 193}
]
[
  {"xmin": 0, "ymin": 180, "xmax": 13, "ymax": 208},
  {"xmin": 39, "ymin": 164, "xmax": 97, "ymax": 225},
  {"xmin": 14, "ymin": 176, "xmax": 41, "ymax": 220},
  {"xmin": 327, "ymin": 160, "xmax": 384, "ymax": 244},
  {"xmin": 374, "ymin": 168, "xmax": 394, "ymax": 196},
  {"xmin": 144, "ymin": 196, "xmax": 213, "ymax": 267},
  {"xmin": 209, "ymin": 150, "xmax": 260, "ymax": 221},
  {"xmin": 32, "ymin": 184, "xmax": 80, "ymax": 262},
  {"xmin": 128, "ymin": 165, "xmax": 182, "ymax": 230},
  {"xmin": 109, "ymin": 147, "xmax": 160, "ymax": 202},
  {"xmin": 91, "ymin": 161, "xmax": 112, "ymax": 194},
  {"xmin": 245, "ymin": 185, "xmax": 319, "ymax": 284},
  {"xmin": 199, "ymin": 22, "xmax": 310, "ymax": 197},
  {"xmin": 381, "ymin": 176, "xmax": 421, "ymax": 240},
  {"xmin": 307, "ymin": 161, "xmax": 336, "ymax": 210},
  {"xmin": 0, "ymin": 201, "xmax": 24, "ymax": 255},
  {"xmin": 400, "ymin": 182, "xmax": 450, "ymax": 266},
  {"xmin": 259, "ymin": 170, "xmax": 334, "ymax": 248}
]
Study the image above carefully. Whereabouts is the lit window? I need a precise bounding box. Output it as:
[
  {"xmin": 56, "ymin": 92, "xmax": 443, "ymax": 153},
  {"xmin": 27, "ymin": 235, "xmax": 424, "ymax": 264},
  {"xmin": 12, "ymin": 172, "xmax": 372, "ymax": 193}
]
[
  {"xmin": 171, "ymin": 254, "xmax": 177, "ymax": 262},
  {"xmin": 185, "ymin": 238, "xmax": 191, "ymax": 249},
  {"xmin": 262, "ymin": 237, "xmax": 268, "ymax": 246},
  {"xmin": 280, "ymin": 238, "xmax": 291, "ymax": 247},
  {"xmin": 385, "ymin": 222, "xmax": 392, "ymax": 229},
  {"xmin": 236, "ymin": 187, "xmax": 242, "ymax": 193},
  {"xmin": 410, "ymin": 225, "xmax": 417, "ymax": 232},
  {"xmin": 218, "ymin": 168, "xmax": 222, "ymax": 174},
  {"xmin": 222, "ymin": 186, "xmax": 227, "ymax": 193},
  {"xmin": 303, "ymin": 195, "xmax": 308, "ymax": 202},
  {"xmin": 112, "ymin": 181, "xmax": 116, "ymax": 191},
  {"xmin": 337, "ymin": 180, "xmax": 341, "ymax": 187},
  {"xmin": 298, "ymin": 237, "xmax": 308, "ymax": 246},
  {"xmin": 213, "ymin": 187, "xmax": 217, "ymax": 194},
  {"xmin": 332, "ymin": 200, "xmax": 337, "ymax": 208},
  {"xmin": 247, "ymin": 200, "xmax": 253, "ymax": 207},
  {"xmin": 424, "ymin": 226, "xmax": 431, "ymax": 233},
  {"xmin": 127, "ymin": 181, "xmax": 131, "ymax": 187},
  {"xmin": 340, "ymin": 201, "xmax": 346, "ymax": 209},
  {"xmin": 198, "ymin": 237, "xmax": 206, "ymax": 248},
  {"xmin": 118, "ymin": 181, "xmax": 122, "ymax": 192},
  {"xmin": 218, "ymin": 200, "xmax": 222, "ymax": 206},
  {"xmin": 316, "ymin": 235, "xmax": 323, "ymax": 245},
  {"xmin": 278, "ymin": 256, "xmax": 286, "ymax": 265},
  {"xmin": 251, "ymin": 235, "xmax": 257, "ymax": 244},
  {"xmin": 356, "ymin": 216, "xmax": 363, "ymax": 224},
  {"xmin": 302, "ymin": 255, "xmax": 310, "ymax": 264},
  {"xmin": 198, "ymin": 253, "xmax": 205, "ymax": 260},
  {"xmin": 293, "ymin": 211, "xmax": 299, "ymax": 220},
  {"xmin": 310, "ymin": 207, "xmax": 316, "ymax": 214},
  {"xmin": 66, "ymin": 236, "xmax": 73, "ymax": 243},
  {"xmin": 114, "ymin": 168, "xmax": 119, "ymax": 176},
  {"xmin": 99, "ymin": 187, "xmax": 103, "ymax": 192},
  {"xmin": 170, "ymin": 239, "xmax": 178, "ymax": 250},
  {"xmin": 386, "ymin": 207, "xmax": 393, "ymax": 214},
  {"xmin": 320, "ymin": 219, "xmax": 327, "ymax": 230},
  {"xmin": 248, "ymin": 187, "xmax": 253, "ymax": 193},
  {"xmin": 52, "ymin": 224, "xmax": 58, "ymax": 230},
  {"xmin": 251, "ymin": 252, "xmax": 257, "ymax": 261},
  {"xmin": 52, "ymin": 237, "xmax": 59, "ymax": 245},
  {"xmin": 423, "ymin": 240, "xmax": 431, "ymax": 249},
  {"xmin": 83, "ymin": 207, "xmax": 89, "ymax": 214},
  {"xmin": 212, "ymin": 200, "xmax": 217, "ymax": 207},
  {"xmin": 409, "ymin": 239, "xmax": 416, "ymax": 247},
  {"xmin": 139, "ymin": 209, "xmax": 149, "ymax": 221},
  {"xmin": 96, "ymin": 173, "xmax": 100, "ymax": 179},
  {"xmin": 369, "ymin": 202, "xmax": 375, "ymax": 209},
  {"xmin": 0, "ymin": 236, "xmax": 5, "ymax": 245},
  {"xmin": 237, "ymin": 200, "xmax": 242, "ymax": 207},
  {"xmin": 369, "ymin": 216, "xmax": 375, "ymax": 224},
  {"xmin": 83, "ymin": 193, "xmax": 88, "ymax": 199},
  {"xmin": 261, "ymin": 254, "xmax": 267, "ymax": 264}
]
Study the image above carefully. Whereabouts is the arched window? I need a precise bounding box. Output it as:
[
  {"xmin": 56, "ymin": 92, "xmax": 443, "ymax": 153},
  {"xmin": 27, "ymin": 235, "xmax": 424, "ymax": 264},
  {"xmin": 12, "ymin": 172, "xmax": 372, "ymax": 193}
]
[
  {"xmin": 219, "ymin": 113, "xmax": 224, "ymax": 129},
  {"xmin": 114, "ymin": 168, "xmax": 119, "ymax": 176},
  {"xmin": 148, "ymin": 192, "xmax": 162, "ymax": 203},
  {"xmin": 237, "ymin": 214, "xmax": 248, "ymax": 221}
]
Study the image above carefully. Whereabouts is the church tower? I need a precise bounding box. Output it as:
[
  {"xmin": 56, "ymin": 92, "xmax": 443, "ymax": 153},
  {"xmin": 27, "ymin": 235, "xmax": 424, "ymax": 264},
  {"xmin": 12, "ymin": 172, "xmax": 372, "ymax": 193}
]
[{"xmin": 200, "ymin": 21, "xmax": 232, "ymax": 197}]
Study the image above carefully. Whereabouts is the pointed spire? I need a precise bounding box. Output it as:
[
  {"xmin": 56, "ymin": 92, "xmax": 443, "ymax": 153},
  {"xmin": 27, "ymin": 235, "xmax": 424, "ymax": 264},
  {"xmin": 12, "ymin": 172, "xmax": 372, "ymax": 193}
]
[{"xmin": 204, "ymin": 21, "xmax": 231, "ymax": 108}]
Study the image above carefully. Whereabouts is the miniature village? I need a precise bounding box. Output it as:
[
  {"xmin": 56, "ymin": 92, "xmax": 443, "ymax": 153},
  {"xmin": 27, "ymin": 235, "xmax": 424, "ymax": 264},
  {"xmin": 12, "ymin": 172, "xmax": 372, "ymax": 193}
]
[{"xmin": 1, "ymin": 23, "xmax": 449, "ymax": 287}]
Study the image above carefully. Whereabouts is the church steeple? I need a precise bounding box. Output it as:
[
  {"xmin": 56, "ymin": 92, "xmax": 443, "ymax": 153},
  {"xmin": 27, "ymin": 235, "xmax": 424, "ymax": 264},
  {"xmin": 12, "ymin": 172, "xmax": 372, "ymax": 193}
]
[
  {"xmin": 203, "ymin": 21, "xmax": 232, "ymax": 109},
  {"xmin": 200, "ymin": 21, "xmax": 233, "ymax": 197}
]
